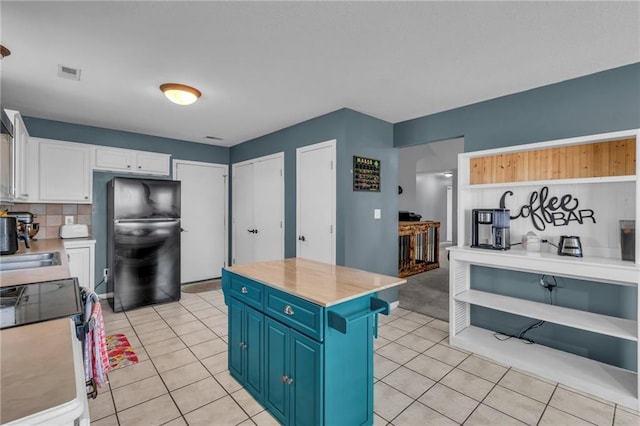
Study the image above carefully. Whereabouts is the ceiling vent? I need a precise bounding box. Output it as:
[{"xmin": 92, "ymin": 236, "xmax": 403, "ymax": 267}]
[{"xmin": 58, "ymin": 64, "xmax": 81, "ymax": 81}]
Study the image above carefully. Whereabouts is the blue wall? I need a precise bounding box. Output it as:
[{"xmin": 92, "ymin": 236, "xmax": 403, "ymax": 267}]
[
  {"xmin": 230, "ymin": 109, "xmax": 398, "ymax": 285},
  {"xmin": 395, "ymin": 62, "xmax": 640, "ymax": 152},
  {"xmin": 24, "ymin": 118, "xmax": 229, "ymax": 291},
  {"xmin": 394, "ymin": 62, "xmax": 640, "ymax": 370}
]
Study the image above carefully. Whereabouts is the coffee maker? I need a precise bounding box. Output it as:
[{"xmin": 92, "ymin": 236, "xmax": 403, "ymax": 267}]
[{"xmin": 471, "ymin": 208, "xmax": 511, "ymax": 250}]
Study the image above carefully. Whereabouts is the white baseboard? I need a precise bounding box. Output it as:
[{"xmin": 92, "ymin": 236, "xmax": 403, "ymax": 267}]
[{"xmin": 390, "ymin": 300, "xmax": 399, "ymax": 310}]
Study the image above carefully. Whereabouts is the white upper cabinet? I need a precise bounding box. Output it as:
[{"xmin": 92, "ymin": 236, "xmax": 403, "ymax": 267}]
[
  {"xmin": 1, "ymin": 109, "xmax": 30, "ymax": 202},
  {"xmin": 6, "ymin": 110, "xmax": 30, "ymax": 201},
  {"xmin": 94, "ymin": 146, "xmax": 170, "ymax": 175},
  {"xmin": 34, "ymin": 138, "xmax": 93, "ymax": 203}
]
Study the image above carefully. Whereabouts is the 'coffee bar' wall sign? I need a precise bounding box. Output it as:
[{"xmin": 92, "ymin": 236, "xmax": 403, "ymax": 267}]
[
  {"xmin": 499, "ymin": 186, "xmax": 597, "ymax": 231},
  {"xmin": 353, "ymin": 156, "xmax": 381, "ymax": 192}
]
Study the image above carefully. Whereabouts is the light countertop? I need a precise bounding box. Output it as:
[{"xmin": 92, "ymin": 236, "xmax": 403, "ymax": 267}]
[
  {"xmin": 0, "ymin": 238, "xmax": 94, "ymax": 287},
  {"xmin": 0, "ymin": 318, "xmax": 86, "ymax": 424},
  {"xmin": 225, "ymin": 258, "xmax": 407, "ymax": 307},
  {"xmin": 1, "ymin": 238, "xmax": 90, "ymax": 425}
]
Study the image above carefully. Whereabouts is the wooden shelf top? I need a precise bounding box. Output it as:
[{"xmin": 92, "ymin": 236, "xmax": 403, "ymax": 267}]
[{"xmin": 225, "ymin": 258, "xmax": 406, "ymax": 307}]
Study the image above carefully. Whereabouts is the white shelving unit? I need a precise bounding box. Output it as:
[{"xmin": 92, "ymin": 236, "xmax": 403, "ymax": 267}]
[{"xmin": 449, "ymin": 128, "xmax": 640, "ymax": 410}]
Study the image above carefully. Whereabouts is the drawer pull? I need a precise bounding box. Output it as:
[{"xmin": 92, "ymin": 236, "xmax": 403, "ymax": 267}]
[
  {"xmin": 284, "ymin": 305, "xmax": 294, "ymax": 316},
  {"xmin": 241, "ymin": 287, "xmax": 248, "ymax": 294},
  {"xmin": 239, "ymin": 342, "xmax": 247, "ymax": 349},
  {"xmin": 281, "ymin": 375, "xmax": 294, "ymax": 385}
]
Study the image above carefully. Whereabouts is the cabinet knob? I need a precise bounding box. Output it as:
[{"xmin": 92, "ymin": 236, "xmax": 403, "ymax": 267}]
[
  {"xmin": 127, "ymin": 165, "xmax": 131, "ymax": 168},
  {"xmin": 284, "ymin": 305, "xmax": 294, "ymax": 315},
  {"xmin": 241, "ymin": 287, "xmax": 248, "ymax": 294},
  {"xmin": 239, "ymin": 342, "xmax": 247, "ymax": 349},
  {"xmin": 138, "ymin": 165, "xmax": 142, "ymax": 169},
  {"xmin": 281, "ymin": 375, "xmax": 293, "ymax": 385},
  {"xmin": 84, "ymin": 196, "xmax": 88, "ymax": 199}
]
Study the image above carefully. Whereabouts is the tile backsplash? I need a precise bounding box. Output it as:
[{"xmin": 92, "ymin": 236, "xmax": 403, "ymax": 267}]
[{"xmin": 7, "ymin": 203, "xmax": 92, "ymax": 239}]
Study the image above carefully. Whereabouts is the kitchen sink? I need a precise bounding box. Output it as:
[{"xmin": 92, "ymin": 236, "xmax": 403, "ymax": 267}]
[{"xmin": 0, "ymin": 252, "xmax": 62, "ymax": 271}]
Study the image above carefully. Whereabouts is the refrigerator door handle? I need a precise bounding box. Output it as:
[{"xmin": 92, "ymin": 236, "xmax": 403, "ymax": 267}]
[{"xmin": 114, "ymin": 218, "xmax": 181, "ymax": 224}]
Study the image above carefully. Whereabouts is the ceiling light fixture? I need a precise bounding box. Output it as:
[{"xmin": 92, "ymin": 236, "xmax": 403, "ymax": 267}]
[
  {"xmin": 0, "ymin": 45, "xmax": 11, "ymax": 59},
  {"xmin": 160, "ymin": 83, "xmax": 201, "ymax": 106}
]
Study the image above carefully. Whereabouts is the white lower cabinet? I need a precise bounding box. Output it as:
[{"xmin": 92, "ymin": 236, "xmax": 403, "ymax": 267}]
[{"xmin": 64, "ymin": 239, "xmax": 96, "ymax": 292}]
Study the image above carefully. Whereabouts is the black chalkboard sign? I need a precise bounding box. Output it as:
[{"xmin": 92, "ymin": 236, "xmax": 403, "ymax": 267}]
[{"xmin": 353, "ymin": 156, "xmax": 380, "ymax": 192}]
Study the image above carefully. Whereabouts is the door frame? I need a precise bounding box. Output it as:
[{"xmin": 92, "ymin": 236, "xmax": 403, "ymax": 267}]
[
  {"xmin": 296, "ymin": 139, "xmax": 336, "ymax": 264},
  {"xmin": 172, "ymin": 159, "xmax": 229, "ymax": 274},
  {"xmin": 231, "ymin": 152, "xmax": 285, "ymax": 264}
]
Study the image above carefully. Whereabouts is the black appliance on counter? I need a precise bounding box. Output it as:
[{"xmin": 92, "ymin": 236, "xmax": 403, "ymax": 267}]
[
  {"xmin": 0, "ymin": 278, "xmax": 84, "ymax": 337},
  {"xmin": 399, "ymin": 211, "xmax": 422, "ymax": 222},
  {"xmin": 471, "ymin": 208, "xmax": 511, "ymax": 250},
  {"xmin": 107, "ymin": 177, "xmax": 181, "ymax": 312}
]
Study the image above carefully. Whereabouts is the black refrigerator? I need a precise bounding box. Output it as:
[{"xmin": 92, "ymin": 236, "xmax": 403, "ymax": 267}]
[{"xmin": 107, "ymin": 177, "xmax": 181, "ymax": 312}]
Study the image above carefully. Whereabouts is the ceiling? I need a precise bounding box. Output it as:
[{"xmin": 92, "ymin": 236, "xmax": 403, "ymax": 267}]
[{"xmin": 1, "ymin": 1, "xmax": 638, "ymax": 147}]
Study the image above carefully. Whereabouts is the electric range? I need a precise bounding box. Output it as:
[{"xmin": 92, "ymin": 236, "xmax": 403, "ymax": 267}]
[{"xmin": 0, "ymin": 278, "xmax": 84, "ymax": 337}]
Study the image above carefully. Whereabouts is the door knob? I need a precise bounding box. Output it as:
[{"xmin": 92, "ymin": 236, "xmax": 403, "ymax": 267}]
[{"xmin": 298, "ymin": 235, "xmax": 306, "ymax": 241}]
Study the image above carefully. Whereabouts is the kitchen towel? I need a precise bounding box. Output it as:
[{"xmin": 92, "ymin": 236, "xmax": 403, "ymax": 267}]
[{"xmin": 83, "ymin": 291, "xmax": 110, "ymax": 387}]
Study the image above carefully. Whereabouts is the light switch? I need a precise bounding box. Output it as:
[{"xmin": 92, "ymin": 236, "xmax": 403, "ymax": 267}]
[
  {"xmin": 374, "ymin": 209, "xmax": 381, "ymax": 219},
  {"xmin": 65, "ymin": 215, "xmax": 74, "ymax": 225}
]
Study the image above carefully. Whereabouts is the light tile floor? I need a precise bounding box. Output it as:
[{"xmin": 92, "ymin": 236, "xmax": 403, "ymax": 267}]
[{"xmin": 91, "ymin": 290, "xmax": 640, "ymax": 425}]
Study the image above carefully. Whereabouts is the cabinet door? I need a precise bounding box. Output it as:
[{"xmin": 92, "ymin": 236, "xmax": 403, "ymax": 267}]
[
  {"xmin": 136, "ymin": 151, "xmax": 169, "ymax": 175},
  {"xmin": 264, "ymin": 317, "xmax": 289, "ymax": 424},
  {"xmin": 39, "ymin": 141, "xmax": 92, "ymax": 202},
  {"xmin": 0, "ymin": 134, "xmax": 12, "ymax": 202},
  {"xmin": 66, "ymin": 247, "xmax": 91, "ymax": 290},
  {"xmin": 245, "ymin": 305, "xmax": 264, "ymax": 401},
  {"xmin": 228, "ymin": 298, "xmax": 245, "ymax": 382},
  {"xmin": 290, "ymin": 330, "xmax": 322, "ymax": 426},
  {"xmin": 94, "ymin": 147, "xmax": 133, "ymax": 172},
  {"xmin": 12, "ymin": 113, "xmax": 29, "ymax": 200}
]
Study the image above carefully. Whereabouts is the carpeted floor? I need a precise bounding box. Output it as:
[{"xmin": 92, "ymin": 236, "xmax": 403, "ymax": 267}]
[
  {"xmin": 181, "ymin": 279, "xmax": 221, "ymax": 293},
  {"xmin": 398, "ymin": 244, "xmax": 450, "ymax": 321}
]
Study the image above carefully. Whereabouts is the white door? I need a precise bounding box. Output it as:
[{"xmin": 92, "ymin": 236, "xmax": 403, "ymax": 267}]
[
  {"xmin": 253, "ymin": 156, "xmax": 284, "ymax": 262},
  {"xmin": 232, "ymin": 162, "xmax": 255, "ymax": 265},
  {"xmin": 232, "ymin": 153, "xmax": 284, "ymax": 265},
  {"xmin": 296, "ymin": 140, "xmax": 336, "ymax": 264},
  {"xmin": 173, "ymin": 160, "xmax": 227, "ymax": 282}
]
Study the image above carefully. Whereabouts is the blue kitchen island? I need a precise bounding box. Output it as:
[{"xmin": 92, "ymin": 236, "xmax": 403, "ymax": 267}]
[{"xmin": 222, "ymin": 258, "xmax": 406, "ymax": 426}]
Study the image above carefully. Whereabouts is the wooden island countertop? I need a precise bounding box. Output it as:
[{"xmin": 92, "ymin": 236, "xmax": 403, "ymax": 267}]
[{"xmin": 225, "ymin": 257, "xmax": 406, "ymax": 307}]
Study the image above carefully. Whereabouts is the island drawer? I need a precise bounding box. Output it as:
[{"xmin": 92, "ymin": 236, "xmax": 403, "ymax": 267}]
[
  {"xmin": 226, "ymin": 272, "xmax": 264, "ymax": 311},
  {"xmin": 265, "ymin": 287, "xmax": 323, "ymax": 341}
]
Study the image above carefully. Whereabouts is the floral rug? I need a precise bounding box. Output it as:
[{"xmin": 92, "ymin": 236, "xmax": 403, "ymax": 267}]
[{"xmin": 106, "ymin": 333, "xmax": 138, "ymax": 370}]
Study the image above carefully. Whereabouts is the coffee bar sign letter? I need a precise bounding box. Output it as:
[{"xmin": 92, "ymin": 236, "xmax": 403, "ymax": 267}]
[
  {"xmin": 499, "ymin": 186, "xmax": 596, "ymax": 231},
  {"xmin": 353, "ymin": 156, "xmax": 380, "ymax": 192}
]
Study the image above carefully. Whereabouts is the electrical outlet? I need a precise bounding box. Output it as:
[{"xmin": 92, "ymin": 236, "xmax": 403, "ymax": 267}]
[
  {"xmin": 65, "ymin": 215, "xmax": 74, "ymax": 225},
  {"xmin": 103, "ymin": 268, "xmax": 109, "ymax": 282}
]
